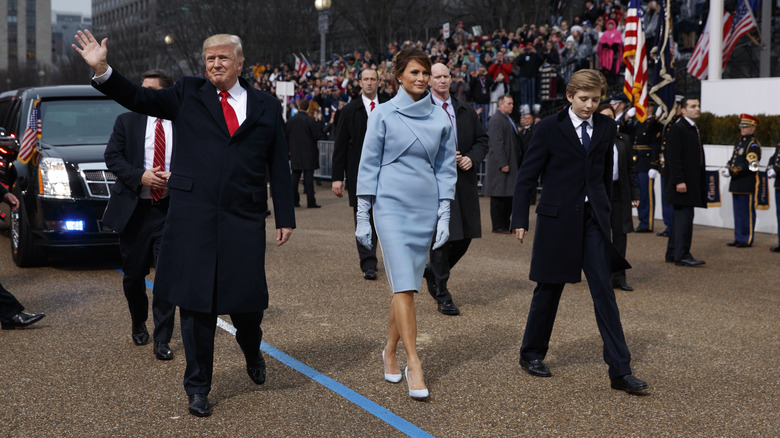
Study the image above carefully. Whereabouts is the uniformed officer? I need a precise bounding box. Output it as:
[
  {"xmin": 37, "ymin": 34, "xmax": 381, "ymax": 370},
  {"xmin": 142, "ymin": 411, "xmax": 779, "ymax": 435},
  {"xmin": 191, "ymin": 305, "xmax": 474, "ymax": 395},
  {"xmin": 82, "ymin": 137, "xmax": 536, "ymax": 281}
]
[
  {"xmin": 652, "ymin": 96, "xmax": 683, "ymax": 237},
  {"xmin": 766, "ymin": 137, "xmax": 780, "ymax": 253},
  {"xmin": 725, "ymin": 114, "xmax": 761, "ymax": 247},
  {"xmin": 632, "ymin": 103, "xmax": 662, "ymax": 232}
]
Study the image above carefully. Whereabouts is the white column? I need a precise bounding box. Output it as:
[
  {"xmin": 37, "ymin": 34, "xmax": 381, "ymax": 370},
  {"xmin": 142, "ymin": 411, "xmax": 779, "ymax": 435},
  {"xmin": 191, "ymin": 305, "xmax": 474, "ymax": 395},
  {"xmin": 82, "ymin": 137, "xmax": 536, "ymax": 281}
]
[{"xmin": 708, "ymin": 0, "xmax": 724, "ymax": 81}]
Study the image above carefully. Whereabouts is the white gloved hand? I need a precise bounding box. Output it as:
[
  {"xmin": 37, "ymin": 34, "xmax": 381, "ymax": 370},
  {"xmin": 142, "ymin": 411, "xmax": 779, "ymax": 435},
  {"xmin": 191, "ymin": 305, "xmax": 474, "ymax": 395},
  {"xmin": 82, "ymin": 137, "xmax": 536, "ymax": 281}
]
[
  {"xmin": 648, "ymin": 169, "xmax": 659, "ymax": 179},
  {"xmin": 768, "ymin": 168, "xmax": 776, "ymax": 178},
  {"xmin": 720, "ymin": 168, "xmax": 730, "ymax": 178},
  {"xmin": 355, "ymin": 196, "xmax": 374, "ymax": 249},
  {"xmin": 627, "ymin": 107, "xmax": 637, "ymax": 118},
  {"xmin": 432, "ymin": 199, "xmax": 451, "ymax": 250}
]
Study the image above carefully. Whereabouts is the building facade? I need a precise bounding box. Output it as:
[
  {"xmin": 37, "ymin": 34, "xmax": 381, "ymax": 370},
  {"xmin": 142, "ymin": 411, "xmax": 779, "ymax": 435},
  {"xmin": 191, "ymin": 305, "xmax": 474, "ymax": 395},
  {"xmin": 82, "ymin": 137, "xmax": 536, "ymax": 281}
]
[{"xmin": 0, "ymin": 0, "xmax": 53, "ymax": 70}]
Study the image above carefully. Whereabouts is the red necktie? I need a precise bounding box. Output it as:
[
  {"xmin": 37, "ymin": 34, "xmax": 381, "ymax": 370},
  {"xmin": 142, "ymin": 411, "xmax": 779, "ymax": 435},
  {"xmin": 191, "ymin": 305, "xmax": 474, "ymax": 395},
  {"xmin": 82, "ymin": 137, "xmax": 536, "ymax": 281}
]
[
  {"xmin": 220, "ymin": 91, "xmax": 239, "ymax": 136},
  {"xmin": 370, "ymin": 101, "xmax": 375, "ymax": 112},
  {"xmin": 151, "ymin": 118, "xmax": 166, "ymax": 201}
]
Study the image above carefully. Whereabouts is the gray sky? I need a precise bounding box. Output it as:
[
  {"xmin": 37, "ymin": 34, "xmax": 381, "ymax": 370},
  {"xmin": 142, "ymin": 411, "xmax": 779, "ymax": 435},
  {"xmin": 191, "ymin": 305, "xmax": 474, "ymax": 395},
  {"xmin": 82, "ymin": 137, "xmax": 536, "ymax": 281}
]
[{"xmin": 52, "ymin": 0, "xmax": 91, "ymax": 16}]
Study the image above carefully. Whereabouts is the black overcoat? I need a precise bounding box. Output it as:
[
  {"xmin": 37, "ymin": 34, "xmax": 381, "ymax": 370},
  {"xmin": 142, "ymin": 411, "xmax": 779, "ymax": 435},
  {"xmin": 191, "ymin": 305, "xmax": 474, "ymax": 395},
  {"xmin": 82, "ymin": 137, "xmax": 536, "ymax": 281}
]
[
  {"xmin": 664, "ymin": 118, "xmax": 707, "ymax": 208},
  {"xmin": 447, "ymin": 96, "xmax": 489, "ymax": 240},
  {"xmin": 95, "ymin": 72, "xmax": 296, "ymax": 314},
  {"xmin": 285, "ymin": 112, "xmax": 320, "ymax": 171},
  {"xmin": 510, "ymin": 108, "xmax": 630, "ymax": 283},
  {"xmin": 331, "ymin": 95, "xmax": 387, "ymax": 207},
  {"xmin": 103, "ymin": 112, "xmax": 154, "ymax": 233}
]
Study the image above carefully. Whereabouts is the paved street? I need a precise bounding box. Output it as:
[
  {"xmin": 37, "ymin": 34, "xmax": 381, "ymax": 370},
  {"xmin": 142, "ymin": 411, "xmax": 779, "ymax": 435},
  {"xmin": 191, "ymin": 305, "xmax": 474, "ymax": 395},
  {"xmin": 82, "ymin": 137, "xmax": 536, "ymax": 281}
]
[{"xmin": 1, "ymin": 192, "xmax": 778, "ymax": 437}]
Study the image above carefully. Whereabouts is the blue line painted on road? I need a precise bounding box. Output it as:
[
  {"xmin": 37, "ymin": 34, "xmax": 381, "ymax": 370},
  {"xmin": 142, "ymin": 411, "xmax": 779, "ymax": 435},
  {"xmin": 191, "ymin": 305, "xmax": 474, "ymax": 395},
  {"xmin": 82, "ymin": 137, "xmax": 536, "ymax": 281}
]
[{"xmin": 116, "ymin": 268, "xmax": 434, "ymax": 437}]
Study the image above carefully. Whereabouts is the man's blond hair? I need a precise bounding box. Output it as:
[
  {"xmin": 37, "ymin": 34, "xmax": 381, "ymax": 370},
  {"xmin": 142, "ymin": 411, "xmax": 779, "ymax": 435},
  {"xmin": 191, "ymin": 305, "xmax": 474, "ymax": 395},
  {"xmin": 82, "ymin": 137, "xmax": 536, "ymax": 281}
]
[{"xmin": 202, "ymin": 34, "xmax": 244, "ymax": 62}]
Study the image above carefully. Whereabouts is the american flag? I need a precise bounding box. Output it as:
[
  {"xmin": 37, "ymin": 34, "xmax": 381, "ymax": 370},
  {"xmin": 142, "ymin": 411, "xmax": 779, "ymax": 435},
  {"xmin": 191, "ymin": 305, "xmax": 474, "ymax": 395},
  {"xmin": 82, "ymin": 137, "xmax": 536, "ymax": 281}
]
[
  {"xmin": 18, "ymin": 98, "xmax": 41, "ymax": 164},
  {"xmin": 295, "ymin": 53, "xmax": 310, "ymax": 77},
  {"xmin": 721, "ymin": 0, "xmax": 759, "ymax": 69},
  {"xmin": 686, "ymin": 0, "xmax": 757, "ymax": 80},
  {"xmin": 623, "ymin": 0, "xmax": 648, "ymax": 122}
]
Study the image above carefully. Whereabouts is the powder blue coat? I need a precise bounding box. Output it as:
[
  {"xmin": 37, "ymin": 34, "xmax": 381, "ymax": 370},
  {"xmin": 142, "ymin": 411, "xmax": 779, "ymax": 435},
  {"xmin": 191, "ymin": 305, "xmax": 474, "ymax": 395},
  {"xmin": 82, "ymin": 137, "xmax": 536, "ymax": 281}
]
[{"xmin": 357, "ymin": 88, "xmax": 457, "ymax": 292}]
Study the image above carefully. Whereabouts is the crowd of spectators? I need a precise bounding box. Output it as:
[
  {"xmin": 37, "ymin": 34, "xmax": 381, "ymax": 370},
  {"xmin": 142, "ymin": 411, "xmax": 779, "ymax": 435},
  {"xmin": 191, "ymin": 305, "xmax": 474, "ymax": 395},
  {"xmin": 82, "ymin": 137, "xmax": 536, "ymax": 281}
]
[{"xmin": 245, "ymin": 0, "xmax": 704, "ymax": 136}]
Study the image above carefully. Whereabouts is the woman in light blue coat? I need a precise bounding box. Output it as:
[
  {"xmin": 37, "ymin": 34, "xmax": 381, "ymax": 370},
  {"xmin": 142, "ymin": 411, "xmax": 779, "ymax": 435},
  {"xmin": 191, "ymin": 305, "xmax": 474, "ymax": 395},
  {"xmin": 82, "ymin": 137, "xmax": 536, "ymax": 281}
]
[{"xmin": 355, "ymin": 48, "xmax": 457, "ymax": 400}]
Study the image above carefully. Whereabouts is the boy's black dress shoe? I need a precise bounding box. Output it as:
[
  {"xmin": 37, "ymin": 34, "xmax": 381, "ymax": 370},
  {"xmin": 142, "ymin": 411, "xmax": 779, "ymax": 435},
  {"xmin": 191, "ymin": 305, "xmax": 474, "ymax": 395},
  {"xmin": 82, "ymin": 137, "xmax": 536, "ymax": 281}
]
[
  {"xmin": 1, "ymin": 312, "xmax": 45, "ymax": 330},
  {"xmin": 247, "ymin": 353, "xmax": 267, "ymax": 385},
  {"xmin": 610, "ymin": 374, "xmax": 648, "ymax": 394},
  {"xmin": 519, "ymin": 358, "xmax": 552, "ymax": 377},
  {"xmin": 154, "ymin": 342, "xmax": 174, "ymax": 360},
  {"xmin": 188, "ymin": 394, "xmax": 211, "ymax": 417}
]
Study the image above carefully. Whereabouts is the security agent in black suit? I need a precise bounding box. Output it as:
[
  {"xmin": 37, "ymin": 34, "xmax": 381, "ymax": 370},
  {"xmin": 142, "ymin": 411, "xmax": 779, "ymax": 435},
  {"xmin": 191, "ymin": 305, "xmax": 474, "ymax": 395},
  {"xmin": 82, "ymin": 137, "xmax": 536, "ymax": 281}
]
[
  {"xmin": 664, "ymin": 97, "xmax": 706, "ymax": 266},
  {"xmin": 103, "ymin": 69, "xmax": 177, "ymax": 360},
  {"xmin": 511, "ymin": 70, "xmax": 647, "ymax": 394},
  {"xmin": 0, "ymin": 188, "xmax": 45, "ymax": 330},
  {"xmin": 423, "ymin": 63, "xmax": 489, "ymax": 315},
  {"xmin": 597, "ymin": 103, "xmax": 639, "ymax": 291},
  {"xmin": 286, "ymin": 99, "xmax": 321, "ymax": 208},
  {"xmin": 331, "ymin": 68, "xmax": 385, "ymax": 280}
]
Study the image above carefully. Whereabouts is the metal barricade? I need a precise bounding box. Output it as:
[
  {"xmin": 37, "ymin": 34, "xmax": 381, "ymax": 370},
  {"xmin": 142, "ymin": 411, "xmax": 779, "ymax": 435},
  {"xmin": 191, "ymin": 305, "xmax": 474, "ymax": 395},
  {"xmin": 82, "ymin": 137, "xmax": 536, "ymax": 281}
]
[{"xmin": 313, "ymin": 140, "xmax": 334, "ymax": 180}]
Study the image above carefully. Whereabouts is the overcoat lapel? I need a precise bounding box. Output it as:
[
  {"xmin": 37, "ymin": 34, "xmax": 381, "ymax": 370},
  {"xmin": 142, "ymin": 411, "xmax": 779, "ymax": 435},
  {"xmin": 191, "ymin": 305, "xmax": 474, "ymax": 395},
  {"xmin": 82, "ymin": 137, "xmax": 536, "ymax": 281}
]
[
  {"xmin": 198, "ymin": 81, "xmax": 228, "ymax": 136},
  {"xmin": 234, "ymin": 79, "xmax": 266, "ymax": 138},
  {"xmin": 557, "ymin": 110, "xmax": 585, "ymax": 156},
  {"xmin": 589, "ymin": 115, "xmax": 608, "ymax": 154}
]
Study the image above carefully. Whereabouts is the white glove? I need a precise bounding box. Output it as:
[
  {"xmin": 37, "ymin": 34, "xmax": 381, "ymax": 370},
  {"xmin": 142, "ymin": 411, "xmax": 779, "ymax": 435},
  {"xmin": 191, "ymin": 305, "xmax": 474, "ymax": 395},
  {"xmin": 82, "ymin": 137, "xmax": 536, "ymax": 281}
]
[
  {"xmin": 627, "ymin": 107, "xmax": 637, "ymax": 118},
  {"xmin": 648, "ymin": 169, "xmax": 659, "ymax": 179},
  {"xmin": 355, "ymin": 196, "xmax": 374, "ymax": 249},
  {"xmin": 768, "ymin": 168, "xmax": 776, "ymax": 178},
  {"xmin": 720, "ymin": 168, "xmax": 730, "ymax": 178},
  {"xmin": 432, "ymin": 199, "xmax": 451, "ymax": 250}
]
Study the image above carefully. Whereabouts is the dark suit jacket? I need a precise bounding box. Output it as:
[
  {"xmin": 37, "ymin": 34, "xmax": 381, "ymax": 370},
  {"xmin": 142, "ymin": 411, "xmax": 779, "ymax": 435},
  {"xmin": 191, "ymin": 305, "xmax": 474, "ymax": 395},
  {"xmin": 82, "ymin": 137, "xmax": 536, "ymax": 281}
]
[
  {"xmin": 95, "ymin": 72, "xmax": 296, "ymax": 314},
  {"xmin": 613, "ymin": 132, "xmax": 640, "ymax": 234},
  {"xmin": 285, "ymin": 112, "xmax": 320, "ymax": 171},
  {"xmin": 103, "ymin": 112, "xmax": 155, "ymax": 233},
  {"xmin": 665, "ymin": 117, "xmax": 707, "ymax": 208},
  {"xmin": 332, "ymin": 95, "xmax": 387, "ymax": 206},
  {"xmin": 444, "ymin": 95, "xmax": 489, "ymax": 240},
  {"xmin": 510, "ymin": 108, "xmax": 630, "ymax": 283},
  {"xmin": 483, "ymin": 112, "xmax": 519, "ymax": 197}
]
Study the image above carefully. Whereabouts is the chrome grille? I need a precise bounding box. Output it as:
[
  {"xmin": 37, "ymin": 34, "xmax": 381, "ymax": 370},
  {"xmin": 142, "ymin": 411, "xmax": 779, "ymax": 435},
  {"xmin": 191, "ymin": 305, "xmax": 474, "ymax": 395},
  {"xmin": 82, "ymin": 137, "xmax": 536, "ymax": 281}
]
[{"xmin": 78, "ymin": 164, "xmax": 115, "ymax": 199}]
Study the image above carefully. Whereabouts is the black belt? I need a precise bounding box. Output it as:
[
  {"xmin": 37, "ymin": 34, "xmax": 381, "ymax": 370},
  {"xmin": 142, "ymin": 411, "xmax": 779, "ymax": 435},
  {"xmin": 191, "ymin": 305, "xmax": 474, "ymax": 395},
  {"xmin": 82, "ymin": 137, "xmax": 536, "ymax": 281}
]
[{"xmin": 139, "ymin": 197, "xmax": 169, "ymax": 207}]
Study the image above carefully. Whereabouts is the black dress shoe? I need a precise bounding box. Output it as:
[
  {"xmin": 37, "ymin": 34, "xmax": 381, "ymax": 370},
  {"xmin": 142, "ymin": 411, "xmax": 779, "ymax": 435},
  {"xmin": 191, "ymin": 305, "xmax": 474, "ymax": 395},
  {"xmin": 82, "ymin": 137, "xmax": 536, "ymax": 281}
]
[
  {"xmin": 307, "ymin": 203, "xmax": 322, "ymax": 208},
  {"xmin": 363, "ymin": 269, "xmax": 377, "ymax": 280},
  {"xmin": 656, "ymin": 230, "xmax": 670, "ymax": 237},
  {"xmin": 614, "ymin": 283, "xmax": 634, "ymax": 291},
  {"xmin": 770, "ymin": 246, "xmax": 780, "ymax": 253},
  {"xmin": 634, "ymin": 227, "xmax": 652, "ymax": 233},
  {"xmin": 492, "ymin": 229, "xmax": 511, "ymax": 234},
  {"xmin": 154, "ymin": 342, "xmax": 174, "ymax": 360},
  {"xmin": 188, "ymin": 394, "xmax": 211, "ymax": 417},
  {"xmin": 734, "ymin": 242, "xmax": 752, "ymax": 248},
  {"xmin": 423, "ymin": 266, "xmax": 437, "ymax": 300},
  {"xmin": 726, "ymin": 240, "xmax": 738, "ymax": 247},
  {"xmin": 1, "ymin": 312, "xmax": 45, "ymax": 330},
  {"xmin": 131, "ymin": 323, "xmax": 149, "ymax": 346},
  {"xmin": 247, "ymin": 353, "xmax": 267, "ymax": 385},
  {"xmin": 437, "ymin": 301, "xmax": 460, "ymax": 315},
  {"xmin": 675, "ymin": 258, "xmax": 705, "ymax": 267},
  {"xmin": 519, "ymin": 358, "xmax": 552, "ymax": 377},
  {"xmin": 610, "ymin": 374, "xmax": 648, "ymax": 394}
]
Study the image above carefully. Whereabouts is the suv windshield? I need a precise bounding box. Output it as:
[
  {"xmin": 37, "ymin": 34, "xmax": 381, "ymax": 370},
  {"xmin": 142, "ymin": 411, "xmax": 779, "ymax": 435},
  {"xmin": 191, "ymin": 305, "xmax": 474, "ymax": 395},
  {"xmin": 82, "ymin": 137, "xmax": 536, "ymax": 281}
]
[{"xmin": 40, "ymin": 99, "xmax": 127, "ymax": 146}]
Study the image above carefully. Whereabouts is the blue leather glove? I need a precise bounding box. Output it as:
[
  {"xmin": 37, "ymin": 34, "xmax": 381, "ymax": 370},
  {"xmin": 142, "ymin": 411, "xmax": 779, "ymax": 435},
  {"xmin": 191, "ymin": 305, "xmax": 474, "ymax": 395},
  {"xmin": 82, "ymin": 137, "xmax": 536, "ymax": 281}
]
[
  {"xmin": 432, "ymin": 199, "xmax": 451, "ymax": 250},
  {"xmin": 355, "ymin": 195, "xmax": 373, "ymax": 249}
]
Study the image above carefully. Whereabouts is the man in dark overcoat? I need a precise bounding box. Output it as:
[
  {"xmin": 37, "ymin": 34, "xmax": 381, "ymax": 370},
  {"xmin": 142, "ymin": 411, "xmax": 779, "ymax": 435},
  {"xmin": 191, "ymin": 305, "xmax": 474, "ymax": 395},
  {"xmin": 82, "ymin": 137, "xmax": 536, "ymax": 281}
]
[
  {"xmin": 74, "ymin": 31, "xmax": 295, "ymax": 417},
  {"xmin": 103, "ymin": 69, "xmax": 176, "ymax": 359},
  {"xmin": 510, "ymin": 70, "xmax": 647, "ymax": 394},
  {"xmin": 331, "ymin": 68, "xmax": 385, "ymax": 280},
  {"xmin": 664, "ymin": 97, "xmax": 706, "ymax": 266},
  {"xmin": 423, "ymin": 63, "xmax": 489, "ymax": 315},
  {"xmin": 483, "ymin": 94, "xmax": 519, "ymax": 234},
  {"xmin": 286, "ymin": 99, "xmax": 321, "ymax": 208}
]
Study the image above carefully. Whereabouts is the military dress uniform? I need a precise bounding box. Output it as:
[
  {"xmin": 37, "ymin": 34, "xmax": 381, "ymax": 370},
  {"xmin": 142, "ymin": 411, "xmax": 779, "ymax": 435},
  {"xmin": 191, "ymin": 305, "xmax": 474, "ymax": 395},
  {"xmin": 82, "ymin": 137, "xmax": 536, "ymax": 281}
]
[
  {"xmin": 632, "ymin": 115, "xmax": 663, "ymax": 232},
  {"xmin": 654, "ymin": 114, "xmax": 680, "ymax": 236},
  {"xmin": 767, "ymin": 137, "xmax": 780, "ymax": 252},
  {"xmin": 726, "ymin": 114, "xmax": 761, "ymax": 247}
]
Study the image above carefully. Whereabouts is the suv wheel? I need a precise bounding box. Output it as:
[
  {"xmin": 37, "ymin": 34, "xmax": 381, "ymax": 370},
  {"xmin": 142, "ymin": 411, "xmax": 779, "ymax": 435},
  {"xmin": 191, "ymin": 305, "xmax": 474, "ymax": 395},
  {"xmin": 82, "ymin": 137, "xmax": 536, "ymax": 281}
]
[{"xmin": 10, "ymin": 189, "xmax": 47, "ymax": 267}]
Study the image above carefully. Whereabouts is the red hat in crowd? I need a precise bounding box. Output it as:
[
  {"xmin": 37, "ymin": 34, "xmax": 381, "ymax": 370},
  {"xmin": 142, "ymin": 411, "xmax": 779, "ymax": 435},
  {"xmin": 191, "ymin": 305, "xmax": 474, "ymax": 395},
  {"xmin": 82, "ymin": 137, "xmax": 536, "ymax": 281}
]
[{"xmin": 738, "ymin": 114, "xmax": 759, "ymax": 127}]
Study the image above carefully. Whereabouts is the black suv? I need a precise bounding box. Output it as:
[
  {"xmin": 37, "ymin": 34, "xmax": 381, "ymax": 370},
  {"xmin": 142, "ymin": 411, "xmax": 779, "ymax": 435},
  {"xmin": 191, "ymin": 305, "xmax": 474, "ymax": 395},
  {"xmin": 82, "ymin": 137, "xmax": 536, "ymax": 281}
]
[{"xmin": 0, "ymin": 85, "xmax": 128, "ymax": 266}]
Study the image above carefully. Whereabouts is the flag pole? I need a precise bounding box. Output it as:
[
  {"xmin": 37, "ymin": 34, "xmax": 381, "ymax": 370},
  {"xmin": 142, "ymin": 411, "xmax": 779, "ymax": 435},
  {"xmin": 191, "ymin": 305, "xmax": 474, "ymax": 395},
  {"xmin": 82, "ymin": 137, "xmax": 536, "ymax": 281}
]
[{"xmin": 708, "ymin": 0, "xmax": 724, "ymax": 81}]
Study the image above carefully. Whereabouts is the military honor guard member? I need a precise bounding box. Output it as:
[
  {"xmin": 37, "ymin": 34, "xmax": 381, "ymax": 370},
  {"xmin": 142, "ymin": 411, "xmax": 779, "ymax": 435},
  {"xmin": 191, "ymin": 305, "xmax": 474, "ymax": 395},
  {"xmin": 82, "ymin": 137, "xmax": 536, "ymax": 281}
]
[
  {"xmin": 766, "ymin": 137, "xmax": 780, "ymax": 252},
  {"xmin": 725, "ymin": 114, "xmax": 761, "ymax": 248},
  {"xmin": 632, "ymin": 104, "xmax": 662, "ymax": 232}
]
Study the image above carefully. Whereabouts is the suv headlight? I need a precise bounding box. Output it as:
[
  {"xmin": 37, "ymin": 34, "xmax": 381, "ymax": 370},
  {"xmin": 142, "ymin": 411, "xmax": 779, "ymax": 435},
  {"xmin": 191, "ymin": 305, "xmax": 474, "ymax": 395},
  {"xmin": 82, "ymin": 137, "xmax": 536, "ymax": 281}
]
[{"xmin": 38, "ymin": 157, "xmax": 72, "ymax": 198}]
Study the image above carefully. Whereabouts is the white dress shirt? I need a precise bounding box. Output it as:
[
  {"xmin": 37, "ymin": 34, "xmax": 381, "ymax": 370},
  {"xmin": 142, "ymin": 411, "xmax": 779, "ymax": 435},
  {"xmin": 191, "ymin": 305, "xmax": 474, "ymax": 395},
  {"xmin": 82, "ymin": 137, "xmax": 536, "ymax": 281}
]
[
  {"xmin": 568, "ymin": 108, "xmax": 595, "ymax": 202},
  {"xmin": 361, "ymin": 94, "xmax": 379, "ymax": 117},
  {"xmin": 141, "ymin": 116, "xmax": 174, "ymax": 199}
]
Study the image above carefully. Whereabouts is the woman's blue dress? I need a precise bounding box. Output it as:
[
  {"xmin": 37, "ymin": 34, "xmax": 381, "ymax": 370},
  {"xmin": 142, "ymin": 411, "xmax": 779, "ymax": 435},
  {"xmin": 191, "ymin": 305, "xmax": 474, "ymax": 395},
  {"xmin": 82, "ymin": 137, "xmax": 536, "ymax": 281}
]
[{"xmin": 356, "ymin": 88, "xmax": 457, "ymax": 292}]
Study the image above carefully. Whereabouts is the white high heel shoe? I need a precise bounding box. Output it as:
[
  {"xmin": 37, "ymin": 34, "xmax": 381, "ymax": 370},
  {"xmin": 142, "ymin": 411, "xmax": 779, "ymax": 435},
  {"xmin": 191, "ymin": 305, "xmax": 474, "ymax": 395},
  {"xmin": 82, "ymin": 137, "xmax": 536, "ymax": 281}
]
[
  {"xmin": 382, "ymin": 350, "xmax": 402, "ymax": 383},
  {"xmin": 405, "ymin": 366, "xmax": 429, "ymax": 400}
]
